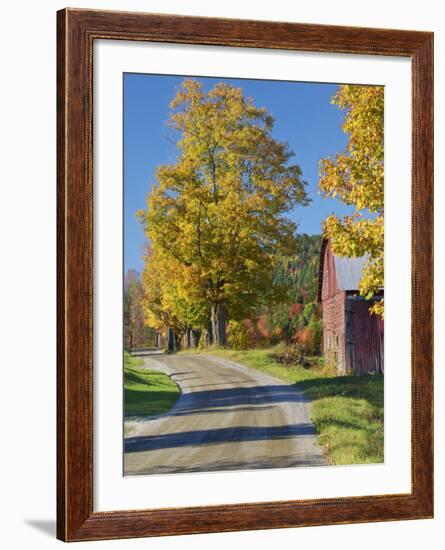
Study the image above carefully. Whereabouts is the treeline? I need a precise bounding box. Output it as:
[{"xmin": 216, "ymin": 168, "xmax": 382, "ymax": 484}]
[{"xmin": 123, "ymin": 234, "xmax": 323, "ymax": 354}]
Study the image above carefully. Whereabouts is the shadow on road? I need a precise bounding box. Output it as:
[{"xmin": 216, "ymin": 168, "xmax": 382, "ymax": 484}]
[
  {"xmin": 167, "ymin": 383, "xmax": 307, "ymax": 417},
  {"xmin": 124, "ymin": 384, "xmax": 315, "ymax": 454},
  {"xmin": 125, "ymin": 423, "xmax": 316, "ymax": 453}
]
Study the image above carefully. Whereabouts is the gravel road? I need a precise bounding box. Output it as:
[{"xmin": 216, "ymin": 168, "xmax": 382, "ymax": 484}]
[{"xmin": 124, "ymin": 353, "xmax": 326, "ymax": 475}]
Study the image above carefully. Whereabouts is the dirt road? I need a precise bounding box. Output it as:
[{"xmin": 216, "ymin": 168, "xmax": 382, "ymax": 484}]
[{"xmin": 124, "ymin": 354, "xmax": 326, "ymax": 475}]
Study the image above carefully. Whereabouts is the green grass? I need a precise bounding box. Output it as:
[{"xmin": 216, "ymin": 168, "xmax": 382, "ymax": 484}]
[
  {"xmin": 205, "ymin": 348, "xmax": 384, "ymax": 465},
  {"xmin": 298, "ymin": 376, "xmax": 383, "ymax": 464},
  {"xmin": 124, "ymin": 352, "xmax": 180, "ymax": 419}
]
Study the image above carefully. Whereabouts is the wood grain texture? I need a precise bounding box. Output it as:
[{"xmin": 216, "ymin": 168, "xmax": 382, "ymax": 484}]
[{"xmin": 57, "ymin": 8, "xmax": 434, "ymax": 542}]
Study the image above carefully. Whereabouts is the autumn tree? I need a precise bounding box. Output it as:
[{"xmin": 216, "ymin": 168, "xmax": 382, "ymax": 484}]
[
  {"xmin": 319, "ymin": 85, "xmax": 384, "ymax": 316},
  {"xmin": 138, "ymin": 79, "xmax": 309, "ymax": 346}
]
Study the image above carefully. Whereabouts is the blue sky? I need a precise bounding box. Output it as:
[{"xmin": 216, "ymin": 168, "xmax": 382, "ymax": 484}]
[{"xmin": 124, "ymin": 73, "xmax": 355, "ymax": 273}]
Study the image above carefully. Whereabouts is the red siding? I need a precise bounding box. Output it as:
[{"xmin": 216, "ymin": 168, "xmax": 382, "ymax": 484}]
[
  {"xmin": 321, "ymin": 243, "xmax": 346, "ymax": 373},
  {"xmin": 345, "ymin": 296, "xmax": 384, "ymax": 375}
]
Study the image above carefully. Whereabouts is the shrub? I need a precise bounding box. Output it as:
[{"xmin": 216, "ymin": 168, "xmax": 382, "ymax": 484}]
[
  {"xmin": 227, "ymin": 320, "xmax": 256, "ymax": 349},
  {"xmin": 293, "ymin": 319, "xmax": 322, "ymax": 355}
]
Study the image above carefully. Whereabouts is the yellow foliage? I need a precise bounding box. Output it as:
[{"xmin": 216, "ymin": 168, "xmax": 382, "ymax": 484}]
[
  {"xmin": 139, "ymin": 79, "xmax": 310, "ymax": 330},
  {"xmin": 319, "ymin": 85, "xmax": 384, "ymax": 316}
]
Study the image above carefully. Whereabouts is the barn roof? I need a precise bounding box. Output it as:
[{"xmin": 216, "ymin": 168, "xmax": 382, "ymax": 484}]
[
  {"xmin": 334, "ymin": 254, "xmax": 369, "ymax": 291},
  {"xmin": 317, "ymin": 238, "xmax": 371, "ymax": 301}
]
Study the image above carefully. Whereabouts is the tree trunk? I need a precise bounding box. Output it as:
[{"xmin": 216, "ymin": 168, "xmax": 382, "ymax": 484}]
[
  {"xmin": 205, "ymin": 323, "xmax": 213, "ymax": 347},
  {"xmin": 184, "ymin": 327, "xmax": 192, "ymax": 349},
  {"xmin": 210, "ymin": 302, "xmax": 227, "ymax": 347},
  {"xmin": 175, "ymin": 332, "xmax": 181, "ymax": 352},
  {"xmin": 167, "ymin": 328, "xmax": 176, "ymax": 352},
  {"xmin": 191, "ymin": 329, "xmax": 201, "ymax": 348}
]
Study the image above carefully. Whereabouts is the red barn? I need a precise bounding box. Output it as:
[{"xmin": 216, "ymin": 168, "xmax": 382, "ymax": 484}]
[{"xmin": 317, "ymin": 239, "xmax": 384, "ymax": 375}]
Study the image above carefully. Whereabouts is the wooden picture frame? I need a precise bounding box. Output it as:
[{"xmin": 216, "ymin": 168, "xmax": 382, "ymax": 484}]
[{"xmin": 57, "ymin": 8, "xmax": 434, "ymax": 542}]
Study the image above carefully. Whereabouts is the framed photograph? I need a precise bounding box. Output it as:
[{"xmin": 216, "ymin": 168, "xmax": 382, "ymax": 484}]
[{"xmin": 57, "ymin": 8, "xmax": 433, "ymax": 542}]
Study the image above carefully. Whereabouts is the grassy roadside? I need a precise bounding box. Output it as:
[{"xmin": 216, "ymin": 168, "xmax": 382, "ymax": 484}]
[
  {"xmin": 124, "ymin": 352, "xmax": 180, "ymax": 431},
  {"xmin": 209, "ymin": 348, "xmax": 330, "ymax": 383},
  {"xmin": 204, "ymin": 348, "xmax": 384, "ymax": 465}
]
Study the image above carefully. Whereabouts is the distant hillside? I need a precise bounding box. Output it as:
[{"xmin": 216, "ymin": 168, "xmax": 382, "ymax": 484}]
[
  {"xmin": 274, "ymin": 233, "xmax": 322, "ymax": 304},
  {"xmin": 265, "ymin": 233, "xmax": 322, "ymax": 349},
  {"xmin": 229, "ymin": 234, "xmax": 323, "ymax": 351}
]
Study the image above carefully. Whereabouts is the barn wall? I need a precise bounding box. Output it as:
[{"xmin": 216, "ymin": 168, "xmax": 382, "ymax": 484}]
[
  {"xmin": 321, "ymin": 242, "xmax": 346, "ymax": 373},
  {"xmin": 322, "ymin": 292, "xmax": 346, "ymax": 374},
  {"xmin": 345, "ymin": 296, "xmax": 384, "ymax": 375},
  {"xmin": 320, "ymin": 241, "xmax": 384, "ymax": 376}
]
